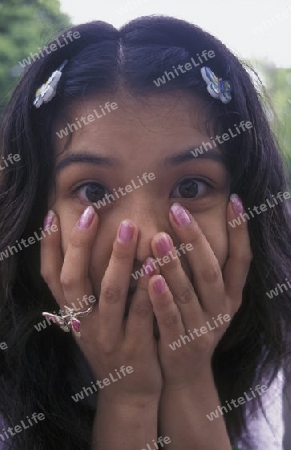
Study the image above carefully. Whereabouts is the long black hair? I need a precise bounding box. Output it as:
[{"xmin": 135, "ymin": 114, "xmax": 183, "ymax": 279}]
[{"xmin": 0, "ymin": 16, "xmax": 290, "ymax": 450}]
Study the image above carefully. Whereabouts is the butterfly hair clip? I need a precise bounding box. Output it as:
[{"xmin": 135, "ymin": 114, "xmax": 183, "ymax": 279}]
[
  {"xmin": 200, "ymin": 66, "xmax": 232, "ymax": 104},
  {"xmin": 42, "ymin": 304, "xmax": 94, "ymax": 338},
  {"xmin": 33, "ymin": 60, "xmax": 68, "ymax": 108}
]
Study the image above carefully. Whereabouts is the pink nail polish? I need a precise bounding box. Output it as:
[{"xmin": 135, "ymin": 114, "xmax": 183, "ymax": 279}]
[
  {"xmin": 77, "ymin": 206, "xmax": 95, "ymax": 229},
  {"xmin": 118, "ymin": 221, "xmax": 134, "ymax": 243},
  {"xmin": 171, "ymin": 203, "xmax": 191, "ymax": 227},
  {"xmin": 230, "ymin": 194, "xmax": 244, "ymax": 215},
  {"xmin": 44, "ymin": 211, "xmax": 54, "ymax": 230},
  {"xmin": 144, "ymin": 258, "xmax": 156, "ymax": 277},
  {"xmin": 157, "ymin": 234, "xmax": 172, "ymax": 256},
  {"xmin": 153, "ymin": 276, "xmax": 166, "ymax": 294}
]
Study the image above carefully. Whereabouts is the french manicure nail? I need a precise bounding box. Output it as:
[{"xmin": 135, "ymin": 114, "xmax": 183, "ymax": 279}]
[
  {"xmin": 230, "ymin": 194, "xmax": 244, "ymax": 215},
  {"xmin": 118, "ymin": 221, "xmax": 134, "ymax": 244},
  {"xmin": 77, "ymin": 206, "xmax": 95, "ymax": 229},
  {"xmin": 153, "ymin": 276, "xmax": 166, "ymax": 294},
  {"xmin": 171, "ymin": 203, "xmax": 191, "ymax": 227},
  {"xmin": 44, "ymin": 210, "xmax": 55, "ymax": 230}
]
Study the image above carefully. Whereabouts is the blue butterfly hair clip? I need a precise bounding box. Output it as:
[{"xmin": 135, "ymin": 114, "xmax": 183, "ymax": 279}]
[
  {"xmin": 201, "ymin": 66, "xmax": 232, "ymax": 104},
  {"xmin": 33, "ymin": 60, "xmax": 68, "ymax": 108}
]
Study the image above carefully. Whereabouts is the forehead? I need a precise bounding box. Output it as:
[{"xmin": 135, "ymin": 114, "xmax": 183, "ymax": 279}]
[{"xmin": 52, "ymin": 89, "xmax": 216, "ymax": 165}]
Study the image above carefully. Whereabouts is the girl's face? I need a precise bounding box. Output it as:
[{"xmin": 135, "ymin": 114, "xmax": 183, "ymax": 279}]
[{"xmin": 51, "ymin": 89, "xmax": 230, "ymax": 298}]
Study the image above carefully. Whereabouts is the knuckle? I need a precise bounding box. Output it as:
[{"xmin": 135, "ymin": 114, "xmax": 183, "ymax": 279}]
[
  {"xmin": 195, "ymin": 335, "xmax": 213, "ymax": 352},
  {"xmin": 164, "ymin": 257, "xmax": 180, "ymax": 274},
  {"xmin": 113, "ymin": 247, "xmax": 131, "ymax": 263},
  {"xmin": 201, "ymin": 264, "xmax": 221, "ymax": 283},
  {"xmin": 177, "ymin": 286, "xmax": 193, "ymax": 304},
  {"xmin": 162, "ymin": 311, "xmax": 180, "ymax": 328},
  {"xmin": 233, "ymin": 251, "xmax": 252, "ymax": 269},
  {"xmin": 69, "ymin": 231, "xmax": 87, "ymax": 249},
  {"xmin": 100, "ymin": 282, "xmax": 120, "ymax": 304},
  {"xmin": 113, "ymin": 240, "xmax": 133, "ymax": 261},
  {"xmin": 60, "ymin": 272, "xmax": 76, "ymax": 289},
  {"xmin": 95, "ymin": 339, "xmax": 116, "ymax": 357},
  {"xmin": 240, "ymin": 250, "xmax": 253, "ymax": 265},
  {"xmin": 100, "ymin": 343, "xmax": 115, "ymax": 356}
]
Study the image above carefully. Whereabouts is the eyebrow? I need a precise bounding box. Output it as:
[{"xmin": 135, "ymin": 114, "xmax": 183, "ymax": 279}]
[
  {"xmin": 164, "ymin": 148, "xmax": 225, "ymax": 166},
  {"xmin": 55, "ymin": 153, "xmax": 116, "ymax": 173},
  {"xmin": 55, "ymin": 147, "xmax": 225, "ymax": 173}
]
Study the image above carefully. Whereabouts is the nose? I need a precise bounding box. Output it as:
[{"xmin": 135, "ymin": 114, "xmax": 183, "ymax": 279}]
[{"xmin": 122, "ymin": 196, "xmax": 173, "ymax": 265}]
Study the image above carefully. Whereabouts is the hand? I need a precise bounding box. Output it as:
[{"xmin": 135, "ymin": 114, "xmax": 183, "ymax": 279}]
[
  {"xmin": 41, "ymin": 206, "xmax": 163, "ymax": 403},
  {"xmin": 146, "ymin": 199, "xmax": 252, "ymax": 388}
]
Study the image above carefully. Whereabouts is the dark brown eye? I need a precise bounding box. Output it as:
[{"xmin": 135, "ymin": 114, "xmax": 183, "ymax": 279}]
[
  {"xmin": 171, "ymin": 178, "xmax": 211, "ymax": 199},
  {"xmin": 179, "ymin": 179, "xmax": 198, "ymax": 197},
  {"xmin": 75, "ymin": 182, "xmax": 108, "ymax": 203}
]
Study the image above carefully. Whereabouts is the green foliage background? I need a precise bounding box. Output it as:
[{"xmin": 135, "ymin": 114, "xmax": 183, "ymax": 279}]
[
  {"xmin": 250, "ymin": 60, "xmax": 291, "ymax": 187},
  {"xmin": 0, "ymin": 0, "xmax": 290, "ymax": 185},
  {"xmin": 0, "ymin": 0, "xmax": 70, "ymax": 108}
]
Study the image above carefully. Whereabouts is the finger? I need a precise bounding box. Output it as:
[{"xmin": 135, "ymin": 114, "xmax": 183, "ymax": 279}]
[
  {"xmin": 223, "ymin": 195, "xmax": 253, "ymax": 313},
  {"xmin": 98, "ymin": 220, "xmax": 138, "ymax": 342},
  {"xmin": 151, "ymin": 233, "xmax": 205, "ymax": 330},
  {"xmin": 169, "ymin": 203, "xmax": 225, "ymax": 314},
  {"xmin": 126, "ymin": 258, "xmax": 158, "ymax": 339},
  {"xmin": 60, "ymin": 206, "xmax": 98, "ymax": 313},
  {"xmin": 40, "ymin": 210, "xmax": 65, "ymax": 307},
  {"xmin": 148, "ymin": 275, "xmax": 185, "ymax": 343}
]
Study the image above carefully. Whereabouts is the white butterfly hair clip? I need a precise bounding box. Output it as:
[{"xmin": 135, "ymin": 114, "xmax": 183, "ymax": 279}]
[
  {"xmin": 200, "ymin": 66, "xmax": 232, "ymax": 104},
  {"xmin": 33, "ymin": 60, "xmax": 68, "ymax": 108}
]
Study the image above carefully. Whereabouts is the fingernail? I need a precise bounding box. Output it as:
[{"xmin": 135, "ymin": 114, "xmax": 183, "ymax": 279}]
[
  {"xmin": 153, "ymin": 276, "xmax": 166, "ymax": 294},
  {"xmin": 44, "ymin": 210, "xmax": 54, "ymax": 230},
  {"xmin": 118, "ymin": 221, "xmax": 134, "ymax": 244},
  {"xmin": 77, "ymin": 206, "xmax": 95, "ymax": 229},
  {"xmin": 143, "ymin": 257, "xmax": 156, "ymax": 277},
  {"xmin": 156, "ymin": 234, "xmax": 172, "ymax": 256},
  {"xmin": 230, "ymin": 194, "xmax": 244, "ymax": 215},
  {"xmin": 171, "ymin": 203, "xmax": 191, "ymax": 227}
]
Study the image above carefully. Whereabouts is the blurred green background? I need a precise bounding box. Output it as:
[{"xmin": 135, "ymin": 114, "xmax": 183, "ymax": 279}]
[{"xmin": 0, "ymin": 0, "xmax": 290, "ymax": 187}]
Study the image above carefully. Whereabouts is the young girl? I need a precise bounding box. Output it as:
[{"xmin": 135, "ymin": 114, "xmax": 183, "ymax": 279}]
[{"xmin": 0, "ymin": 15, "xmax": 290, "ymax": 450}]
